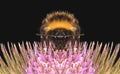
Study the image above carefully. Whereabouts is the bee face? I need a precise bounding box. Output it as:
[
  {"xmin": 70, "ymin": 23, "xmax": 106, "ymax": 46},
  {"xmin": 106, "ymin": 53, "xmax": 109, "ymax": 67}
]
[
  {"xmin": 40, "ymin": 11, "xmax": 80, "ymax": 50},
  {"xmin": 47, "ymin": 29, "xmax": 74, "ymax": 49}
]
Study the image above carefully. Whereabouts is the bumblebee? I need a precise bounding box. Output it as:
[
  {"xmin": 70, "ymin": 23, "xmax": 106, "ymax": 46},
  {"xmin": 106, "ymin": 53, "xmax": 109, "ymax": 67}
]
[{"xmin": 39, "ymin": 11, "xmax": 81, "ymax": 50}]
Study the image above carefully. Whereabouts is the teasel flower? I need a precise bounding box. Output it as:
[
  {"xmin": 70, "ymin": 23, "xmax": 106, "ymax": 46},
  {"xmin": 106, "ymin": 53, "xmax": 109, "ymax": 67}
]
[{"xmin": 0, "ymin": 41, "xmax": 120, "ymax": 74}]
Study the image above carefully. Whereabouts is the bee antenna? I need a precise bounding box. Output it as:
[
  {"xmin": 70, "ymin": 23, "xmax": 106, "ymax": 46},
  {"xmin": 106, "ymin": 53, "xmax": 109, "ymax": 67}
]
[
  {"xmin": 80, "ymin": 34, "xmax": 85, "ymax": 36},
  {"xmin": 36, "ymin": 33, "xmax": 41, "ymax": 36}
]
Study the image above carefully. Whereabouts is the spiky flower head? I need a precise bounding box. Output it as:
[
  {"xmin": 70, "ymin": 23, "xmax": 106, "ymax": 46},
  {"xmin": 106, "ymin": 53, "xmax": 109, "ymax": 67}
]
[
  {"xmin": 25, "ymin": 42, "xmax": 95, "ymax": 74},
  {"xmin": 0, "ymin": 41, "xmax": 120, "ymax": 74}
]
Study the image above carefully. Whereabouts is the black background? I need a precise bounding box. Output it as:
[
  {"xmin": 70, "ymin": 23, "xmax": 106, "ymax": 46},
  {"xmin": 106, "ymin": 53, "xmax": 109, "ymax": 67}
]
[{"xmin": 0, "ymin": 0, "xmax": 119, "ymax": 44}]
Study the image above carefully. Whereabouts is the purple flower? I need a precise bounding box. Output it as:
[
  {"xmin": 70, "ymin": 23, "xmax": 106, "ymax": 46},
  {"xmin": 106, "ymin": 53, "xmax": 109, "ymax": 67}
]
[
  {"xmin": 25, "ymin": 42, "xmax": 95, "ymax": 74},
  {"xmin": 0, "ymin": 42, "xmax": 120, "ymax": 74}
]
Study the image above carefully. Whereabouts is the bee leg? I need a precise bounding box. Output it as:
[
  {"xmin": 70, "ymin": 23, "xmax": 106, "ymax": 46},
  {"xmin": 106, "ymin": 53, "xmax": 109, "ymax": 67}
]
[
  {"xmin": 40, "ymin": 35, "xmax": 49, "ymax": 53},
  {"xmin": 76, "ymin": 36, "xmax": 80, "ymax": 48},
  {"xmin": 40, "ymin": 35, "xmax": 44, "ymax": 49},
  {"xmin": 71, "ymin": 36, "xmax": 75, "ymax": 52}
]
